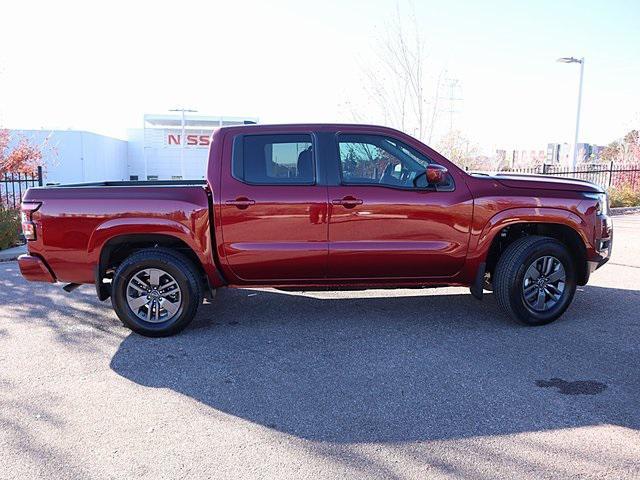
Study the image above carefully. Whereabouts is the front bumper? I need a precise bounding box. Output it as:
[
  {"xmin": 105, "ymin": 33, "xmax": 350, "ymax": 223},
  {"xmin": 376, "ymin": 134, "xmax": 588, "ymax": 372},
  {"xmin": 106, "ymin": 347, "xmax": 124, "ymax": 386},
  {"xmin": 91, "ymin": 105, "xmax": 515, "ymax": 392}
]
[
  {"xmin": 18, "ymin": 254, "xmax": 56, "ymax": 283},
  {"xmin": 588, "ymin": 215, "xmax": 613, "ymax": 273}
]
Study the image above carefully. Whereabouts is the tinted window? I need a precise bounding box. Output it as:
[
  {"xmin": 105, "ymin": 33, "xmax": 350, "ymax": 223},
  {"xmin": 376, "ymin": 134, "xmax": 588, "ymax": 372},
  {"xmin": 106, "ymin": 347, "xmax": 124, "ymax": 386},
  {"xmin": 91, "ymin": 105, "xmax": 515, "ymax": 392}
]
[
  {"xmin": 235, "ymin": 134, "xmax": 314, "ymax": 184},
  {"xmin": 337, "ymin": 134, "xmax": 431, "ymax": 188}
]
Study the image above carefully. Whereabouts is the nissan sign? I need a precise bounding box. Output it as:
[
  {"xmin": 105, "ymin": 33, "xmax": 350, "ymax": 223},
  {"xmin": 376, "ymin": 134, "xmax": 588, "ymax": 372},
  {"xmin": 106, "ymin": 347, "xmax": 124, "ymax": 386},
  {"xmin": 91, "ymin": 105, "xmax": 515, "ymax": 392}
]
[{"xmin": 165, "ymin": 130, "xmax": 213, "ymax": 148}]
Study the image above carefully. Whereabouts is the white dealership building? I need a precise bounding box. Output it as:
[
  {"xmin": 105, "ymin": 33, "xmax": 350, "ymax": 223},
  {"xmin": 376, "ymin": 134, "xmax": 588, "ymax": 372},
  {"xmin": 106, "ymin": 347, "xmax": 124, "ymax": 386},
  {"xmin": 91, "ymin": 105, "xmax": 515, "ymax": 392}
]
[{"xmin": 8, "ymin": 113, "xmax": 257, "ymax": 184}]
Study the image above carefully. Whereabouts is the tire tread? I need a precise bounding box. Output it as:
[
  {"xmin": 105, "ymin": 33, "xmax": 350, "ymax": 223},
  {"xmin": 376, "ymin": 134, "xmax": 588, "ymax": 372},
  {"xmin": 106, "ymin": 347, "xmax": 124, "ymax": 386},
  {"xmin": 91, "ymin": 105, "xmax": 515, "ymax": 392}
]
[{"xmin": 494, "ymin": 235, "xmax": 570, "ymax": 323}]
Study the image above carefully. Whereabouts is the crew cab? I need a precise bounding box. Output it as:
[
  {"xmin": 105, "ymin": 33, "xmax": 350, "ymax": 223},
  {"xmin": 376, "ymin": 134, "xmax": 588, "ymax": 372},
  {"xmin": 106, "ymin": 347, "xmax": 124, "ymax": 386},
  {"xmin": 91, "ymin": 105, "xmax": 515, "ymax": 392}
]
[{"xmin": 18, "ymin": 124, "xmax": 612, "ymax": 336}]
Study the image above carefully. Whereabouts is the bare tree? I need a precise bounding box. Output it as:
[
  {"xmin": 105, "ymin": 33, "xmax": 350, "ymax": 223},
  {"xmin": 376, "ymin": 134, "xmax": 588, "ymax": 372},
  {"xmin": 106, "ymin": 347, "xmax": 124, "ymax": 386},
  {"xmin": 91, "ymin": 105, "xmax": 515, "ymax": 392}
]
[
  {"xmin": 601, "ymin": 130, "xmax": 640, "ymax": 164},
  {"xmin": 436, "ymin": 129, "xmax": 491, "ymax": 171},
  {"xmin": 353, "ymin": 1, "xmax": 442, "ymax": 143}
]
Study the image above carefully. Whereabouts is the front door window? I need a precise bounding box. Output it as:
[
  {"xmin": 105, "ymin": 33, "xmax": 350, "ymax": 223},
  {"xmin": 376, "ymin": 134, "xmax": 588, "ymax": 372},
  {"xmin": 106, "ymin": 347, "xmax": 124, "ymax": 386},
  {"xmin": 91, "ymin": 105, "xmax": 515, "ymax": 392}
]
[{"xmin": 338, "ymin": 134, "xmax": 432, "ymax": 189}]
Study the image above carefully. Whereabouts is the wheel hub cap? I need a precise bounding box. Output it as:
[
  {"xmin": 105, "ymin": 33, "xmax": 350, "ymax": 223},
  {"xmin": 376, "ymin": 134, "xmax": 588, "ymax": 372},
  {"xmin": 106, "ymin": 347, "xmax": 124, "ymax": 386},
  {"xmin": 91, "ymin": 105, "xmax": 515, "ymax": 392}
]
[
  {"xmin": 522, "ymin": 255, "xmax": 566, "ymax": 312},
  {"xmin": 126, "ymin": 268, "xmax": 182, "ymax": 323}
]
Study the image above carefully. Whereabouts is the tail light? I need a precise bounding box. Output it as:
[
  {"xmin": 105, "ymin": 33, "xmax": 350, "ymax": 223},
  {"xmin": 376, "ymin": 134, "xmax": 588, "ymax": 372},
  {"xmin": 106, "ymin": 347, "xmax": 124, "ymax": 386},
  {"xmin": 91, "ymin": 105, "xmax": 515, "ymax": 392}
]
[{"xmin": 21, "ymin": 202, "xmax": 41, "ymax": 241}]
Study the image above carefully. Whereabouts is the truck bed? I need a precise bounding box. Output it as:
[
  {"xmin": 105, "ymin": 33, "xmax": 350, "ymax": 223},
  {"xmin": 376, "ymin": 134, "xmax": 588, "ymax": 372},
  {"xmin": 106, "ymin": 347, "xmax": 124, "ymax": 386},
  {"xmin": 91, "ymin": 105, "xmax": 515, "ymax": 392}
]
[{"xmin": 21, "ymin": 181, "xmax": 217, "ymax": 286}]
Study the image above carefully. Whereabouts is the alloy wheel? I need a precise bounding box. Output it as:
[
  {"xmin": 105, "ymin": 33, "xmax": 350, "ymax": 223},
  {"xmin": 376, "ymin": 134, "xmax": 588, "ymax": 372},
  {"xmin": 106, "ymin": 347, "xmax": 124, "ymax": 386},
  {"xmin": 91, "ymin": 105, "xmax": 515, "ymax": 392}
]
[
  {"xmin": 522, "ymin": 255, "xmax": 566, "ymax": 312},
  {"xmin": 126, "ymin": 268, "xmax": 182, "ymax": 323}
]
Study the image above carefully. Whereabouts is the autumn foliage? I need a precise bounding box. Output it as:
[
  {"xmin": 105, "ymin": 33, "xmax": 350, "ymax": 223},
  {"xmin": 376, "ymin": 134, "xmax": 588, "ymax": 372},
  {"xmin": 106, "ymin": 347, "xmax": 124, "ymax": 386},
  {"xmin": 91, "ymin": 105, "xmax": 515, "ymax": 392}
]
[
  {"xmin": 1, "ymin": 130, "xmax": 44, "ymax": 247},
  {"xmin": 0, "ymin": 129, "xmax": 43, "ymax": 176},
  {"xmin": 601, "ymin": 130, "xmax": 640, "ymax": 164}
]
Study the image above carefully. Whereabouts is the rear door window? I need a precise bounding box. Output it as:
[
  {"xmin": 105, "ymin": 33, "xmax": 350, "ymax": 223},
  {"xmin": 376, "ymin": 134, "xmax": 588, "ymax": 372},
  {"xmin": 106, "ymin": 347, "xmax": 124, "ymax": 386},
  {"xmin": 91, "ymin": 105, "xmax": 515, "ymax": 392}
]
[{"xmin": 233, "ymin": 134, "xmax": 314, "ymax": 184}]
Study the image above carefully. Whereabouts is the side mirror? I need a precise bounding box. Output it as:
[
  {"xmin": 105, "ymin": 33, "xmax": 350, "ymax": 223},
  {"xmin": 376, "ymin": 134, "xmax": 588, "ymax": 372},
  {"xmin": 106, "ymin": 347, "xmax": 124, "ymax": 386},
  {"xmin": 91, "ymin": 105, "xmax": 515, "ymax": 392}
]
[{"xmin": 426, "ymin": 164, "xmax": 448, "ymax": 185}]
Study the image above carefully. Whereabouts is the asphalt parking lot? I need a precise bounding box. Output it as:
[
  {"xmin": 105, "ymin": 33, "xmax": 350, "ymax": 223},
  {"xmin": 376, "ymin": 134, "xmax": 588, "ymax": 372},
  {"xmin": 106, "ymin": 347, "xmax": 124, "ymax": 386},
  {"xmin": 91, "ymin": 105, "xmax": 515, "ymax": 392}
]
[{"xmin": 1, "ymin": 215, "xmax": 639, "ymax": 479}]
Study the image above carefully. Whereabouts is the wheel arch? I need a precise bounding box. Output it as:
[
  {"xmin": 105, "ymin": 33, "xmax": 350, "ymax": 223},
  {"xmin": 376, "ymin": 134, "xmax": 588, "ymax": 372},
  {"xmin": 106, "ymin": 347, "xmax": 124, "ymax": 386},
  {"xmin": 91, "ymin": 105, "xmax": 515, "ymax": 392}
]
[
  {"xmin": 93, "ymin": 229, "xmax": 222, "ymax": 301},
  {"xmin": 476, "ymin": 208, "xmax": 590, "ymax": 286}
]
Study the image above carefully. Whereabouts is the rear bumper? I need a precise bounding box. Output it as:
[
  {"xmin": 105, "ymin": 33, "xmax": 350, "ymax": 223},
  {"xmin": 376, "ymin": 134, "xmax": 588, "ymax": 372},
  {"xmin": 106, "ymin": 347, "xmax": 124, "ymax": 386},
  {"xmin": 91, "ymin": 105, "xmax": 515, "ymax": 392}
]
[{"xmin": 18, "ymin": 254, "xmax": 56, "ymax": 283}]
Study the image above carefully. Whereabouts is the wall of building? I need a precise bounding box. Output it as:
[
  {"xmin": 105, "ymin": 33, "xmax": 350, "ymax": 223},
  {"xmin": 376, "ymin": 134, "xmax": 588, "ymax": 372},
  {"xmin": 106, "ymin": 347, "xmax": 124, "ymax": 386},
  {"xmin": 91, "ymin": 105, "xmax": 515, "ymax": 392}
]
[
  {"xmin": 80, "ymin": 131, "xmax": 129, "ymax": 183},
  {"xmin": 7, "ymin": 115, "xmax": 257, "ymax": 183},
  {"xmin": 126, "ymin": 128, "xmax": 145, "ymax": 180},
  {"xmin": 12, "ymin": 127, "xmax": 210, "ymax": 183},
  {"xmin": 10, "ymin": 130, "xmax": 128, "ymax": 184}
]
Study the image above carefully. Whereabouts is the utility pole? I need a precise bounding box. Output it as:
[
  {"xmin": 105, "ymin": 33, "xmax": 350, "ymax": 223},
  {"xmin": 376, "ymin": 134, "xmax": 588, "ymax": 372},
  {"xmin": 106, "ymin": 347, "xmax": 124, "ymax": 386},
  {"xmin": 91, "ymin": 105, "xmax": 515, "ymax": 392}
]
[
  {"xmin": 169, "ymin": 107, "xmax": 198, "ymax": 179},
  {"xmin": 439, "ymin": 78, "xmax": 463, "ymax": 133}
]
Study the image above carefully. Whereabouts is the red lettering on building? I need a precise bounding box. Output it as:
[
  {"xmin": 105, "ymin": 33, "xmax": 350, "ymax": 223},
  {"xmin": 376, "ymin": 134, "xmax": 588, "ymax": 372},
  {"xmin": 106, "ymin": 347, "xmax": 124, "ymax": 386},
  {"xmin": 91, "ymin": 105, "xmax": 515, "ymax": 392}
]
[{"xmin": 166, "ymin": 133, "xmax": 211, "ymax": 146}]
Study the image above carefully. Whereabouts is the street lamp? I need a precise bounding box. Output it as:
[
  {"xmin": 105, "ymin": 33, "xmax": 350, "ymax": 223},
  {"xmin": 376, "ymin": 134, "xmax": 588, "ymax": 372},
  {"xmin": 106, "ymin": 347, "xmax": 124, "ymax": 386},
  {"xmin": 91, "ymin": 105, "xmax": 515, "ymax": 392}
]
[
  {"xmin": 169, "ymin": 107, "xmax": 198, "ymax": 179},
  {"xmin": 557, "ymin": 56, "xmax": 585, "ymax": 171}
]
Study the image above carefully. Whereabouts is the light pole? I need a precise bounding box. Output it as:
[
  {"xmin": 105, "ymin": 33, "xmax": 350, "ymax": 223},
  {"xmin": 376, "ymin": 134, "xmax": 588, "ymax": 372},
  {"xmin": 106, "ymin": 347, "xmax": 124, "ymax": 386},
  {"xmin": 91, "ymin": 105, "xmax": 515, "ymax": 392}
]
[
  {"xmin": 557, "ymin": 56, "xmax": 584, "ymax": 171},
  {"xmin": 169, "ymin": 108, "xmax": 198, "ymax": 179}
]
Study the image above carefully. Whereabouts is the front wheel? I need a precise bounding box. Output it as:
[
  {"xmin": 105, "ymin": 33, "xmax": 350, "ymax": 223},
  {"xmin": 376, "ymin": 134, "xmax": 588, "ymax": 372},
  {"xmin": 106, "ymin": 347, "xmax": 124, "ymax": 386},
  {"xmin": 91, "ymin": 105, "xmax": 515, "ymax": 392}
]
[
  {"xmin": 494, "ymin": 236, "xmax": 576, "ymax": 326},
  {"xmin": 111, "ymin": 249, "xmax": 202, "ymax": 337}
]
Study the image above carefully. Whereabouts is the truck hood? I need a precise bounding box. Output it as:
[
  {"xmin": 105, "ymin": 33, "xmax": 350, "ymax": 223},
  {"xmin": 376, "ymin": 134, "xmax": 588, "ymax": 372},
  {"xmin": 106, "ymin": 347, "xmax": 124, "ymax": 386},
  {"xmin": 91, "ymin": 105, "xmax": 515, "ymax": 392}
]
[{"xmin": 473, "ymin": 173, "xmax": 604, "ymax": 193}]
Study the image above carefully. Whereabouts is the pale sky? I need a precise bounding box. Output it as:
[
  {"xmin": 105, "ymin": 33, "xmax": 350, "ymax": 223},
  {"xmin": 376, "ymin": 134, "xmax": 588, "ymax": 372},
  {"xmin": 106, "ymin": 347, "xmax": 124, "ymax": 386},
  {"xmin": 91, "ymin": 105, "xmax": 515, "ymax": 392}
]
[{"xmin": 0, "ymin": 0, "xmax": 638, "ymax": 154}]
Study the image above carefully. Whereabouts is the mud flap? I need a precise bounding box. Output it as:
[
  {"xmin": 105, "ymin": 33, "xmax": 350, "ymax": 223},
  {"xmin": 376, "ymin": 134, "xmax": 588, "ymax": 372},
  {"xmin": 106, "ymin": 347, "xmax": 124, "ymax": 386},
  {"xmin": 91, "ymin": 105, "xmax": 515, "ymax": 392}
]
[{"xmin": 469, "ymin": 262, "xmax": 486, "ymax": 300}]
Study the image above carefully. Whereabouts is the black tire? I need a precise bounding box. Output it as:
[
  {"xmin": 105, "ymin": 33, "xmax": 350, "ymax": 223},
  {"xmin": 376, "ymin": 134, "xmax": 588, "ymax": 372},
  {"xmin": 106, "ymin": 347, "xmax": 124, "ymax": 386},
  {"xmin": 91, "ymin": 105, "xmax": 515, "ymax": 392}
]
[
  {"xmin": 494, "ymin": 235, "xmax": 576, "ymax": 326},
  {"xmin": 111, "ymin": 248, "xmax": 202, "ymax": 337}
]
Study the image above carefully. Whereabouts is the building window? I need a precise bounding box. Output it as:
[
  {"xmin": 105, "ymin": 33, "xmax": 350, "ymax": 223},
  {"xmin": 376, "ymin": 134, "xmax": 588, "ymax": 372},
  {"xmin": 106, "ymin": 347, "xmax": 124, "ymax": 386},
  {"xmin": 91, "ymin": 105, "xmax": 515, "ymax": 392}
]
[
  {"xmin": 147, "ymin": 175, "xmax": 159, "ymax": 181},
  {"xmin": 129, "ymin": 175, "xmax": 139, "ymax": 181}
]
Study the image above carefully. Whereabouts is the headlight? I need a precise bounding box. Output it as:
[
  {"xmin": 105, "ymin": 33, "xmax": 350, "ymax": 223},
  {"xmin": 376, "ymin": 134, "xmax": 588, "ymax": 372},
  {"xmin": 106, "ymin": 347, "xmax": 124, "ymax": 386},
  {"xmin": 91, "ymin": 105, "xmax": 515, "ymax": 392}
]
[{"xmin": 584, "ymin": 192, "xmax": 609, "ymax": 216}]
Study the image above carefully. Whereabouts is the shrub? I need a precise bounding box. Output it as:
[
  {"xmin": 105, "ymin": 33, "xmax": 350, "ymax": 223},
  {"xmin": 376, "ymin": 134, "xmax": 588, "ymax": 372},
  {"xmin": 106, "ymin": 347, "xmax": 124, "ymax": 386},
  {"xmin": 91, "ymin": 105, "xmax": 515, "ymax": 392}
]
[
  {"xmin": 609, "ymin": 184, "xmax": 640, "ymax": 208},
  {"xmin": 0, "ymin": 208, "xmax": 21, "ymax": 250}
]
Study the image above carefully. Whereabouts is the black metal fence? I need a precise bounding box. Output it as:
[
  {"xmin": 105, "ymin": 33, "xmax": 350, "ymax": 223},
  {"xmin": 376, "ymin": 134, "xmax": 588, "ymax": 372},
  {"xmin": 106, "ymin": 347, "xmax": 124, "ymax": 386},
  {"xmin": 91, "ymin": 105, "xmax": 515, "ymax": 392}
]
[
  {"xmin": 483, "ymin": 163, "xmax": 640, "ymax": 190},
  {"xmin": 0, "ymin": 166, "xmax": 43, "ymax": 210}
]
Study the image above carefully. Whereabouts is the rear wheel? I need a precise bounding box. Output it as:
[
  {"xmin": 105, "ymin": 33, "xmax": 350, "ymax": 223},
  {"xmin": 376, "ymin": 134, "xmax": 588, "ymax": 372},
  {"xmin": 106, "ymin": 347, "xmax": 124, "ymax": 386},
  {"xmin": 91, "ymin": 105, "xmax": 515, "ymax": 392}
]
[
  {"xmin": 494, "ymin": 236, "xmax": 576, "ymax": 326},
  {"xmin": 111, "ymin": 249, "xmax": 202, "ymax": 337}
]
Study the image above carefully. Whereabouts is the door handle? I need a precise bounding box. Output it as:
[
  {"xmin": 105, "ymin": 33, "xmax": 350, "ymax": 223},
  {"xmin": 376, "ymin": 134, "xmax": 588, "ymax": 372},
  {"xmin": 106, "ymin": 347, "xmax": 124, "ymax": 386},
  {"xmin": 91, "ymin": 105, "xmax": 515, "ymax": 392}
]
[
  {"xmin": 225, "ymin": 197, "xmax": 255, "ymax": 209},
  {"xmin": 332, "ymin": 196, "xmax": 363, "ymax": 208}
]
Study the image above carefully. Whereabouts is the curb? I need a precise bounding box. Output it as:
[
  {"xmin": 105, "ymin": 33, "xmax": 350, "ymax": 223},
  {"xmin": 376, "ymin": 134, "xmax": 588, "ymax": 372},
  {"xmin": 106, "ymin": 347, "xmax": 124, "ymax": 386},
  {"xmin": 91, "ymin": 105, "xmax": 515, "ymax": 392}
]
[
  {"xmin": 0, "ymin": 255, "xmax": 20, "ymax": 263},
  {"xmin": 0, "ymin": 244, "xmax": 27, "ymax": 263},
  {"xmin": 610, "ymin": 206, "xmax": 640, "ymax": 216}
]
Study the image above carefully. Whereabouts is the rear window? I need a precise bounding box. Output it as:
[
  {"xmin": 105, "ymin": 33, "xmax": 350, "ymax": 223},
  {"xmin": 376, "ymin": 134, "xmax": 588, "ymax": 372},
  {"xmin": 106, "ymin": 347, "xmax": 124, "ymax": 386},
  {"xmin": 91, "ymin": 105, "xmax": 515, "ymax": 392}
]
[{"xmin": 233, "ymin": 134, "xmax": 314, "ymax": 184}]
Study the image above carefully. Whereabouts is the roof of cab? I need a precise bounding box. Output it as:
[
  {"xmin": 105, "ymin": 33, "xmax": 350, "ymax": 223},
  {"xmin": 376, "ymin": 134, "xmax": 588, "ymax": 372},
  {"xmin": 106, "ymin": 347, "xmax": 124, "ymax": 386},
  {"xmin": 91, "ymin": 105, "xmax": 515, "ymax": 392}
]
[{"xmin": 217, "ymin": 123, "xmax": 407, "ymax": 135}]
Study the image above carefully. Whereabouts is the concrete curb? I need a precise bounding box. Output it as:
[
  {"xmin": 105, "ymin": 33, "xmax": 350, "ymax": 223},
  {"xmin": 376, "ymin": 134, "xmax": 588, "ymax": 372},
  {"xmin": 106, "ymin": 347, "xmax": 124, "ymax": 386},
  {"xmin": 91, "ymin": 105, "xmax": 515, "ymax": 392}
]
[
  {"xmin": 0, "ymin": 244, "xmax": 27, "ymax": 263},
  {"xmin": 610, "ymin": 206, "xmax": 640, "ymax": 216}
]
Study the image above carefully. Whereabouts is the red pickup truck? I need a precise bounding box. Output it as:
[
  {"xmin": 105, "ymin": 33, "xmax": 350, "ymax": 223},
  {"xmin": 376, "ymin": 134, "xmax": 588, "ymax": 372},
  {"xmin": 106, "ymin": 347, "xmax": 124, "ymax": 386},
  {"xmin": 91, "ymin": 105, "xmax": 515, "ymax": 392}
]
[{"xmin": 18, "ymin": 124, "xmax": 612, "ymax": 336}]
